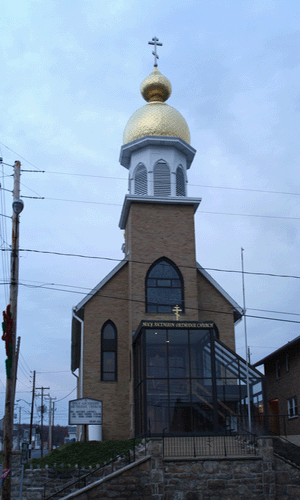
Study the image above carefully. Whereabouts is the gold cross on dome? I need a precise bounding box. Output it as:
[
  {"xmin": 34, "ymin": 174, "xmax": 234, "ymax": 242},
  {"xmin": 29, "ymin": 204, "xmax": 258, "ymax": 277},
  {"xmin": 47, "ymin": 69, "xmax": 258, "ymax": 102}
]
[
  {"xmin": 172, "ymin": 305, "xmax": 182, "ymax": 321},
  {"xmin": 148, "ymin": 37, "xmax": 162, "ymax": 67}
]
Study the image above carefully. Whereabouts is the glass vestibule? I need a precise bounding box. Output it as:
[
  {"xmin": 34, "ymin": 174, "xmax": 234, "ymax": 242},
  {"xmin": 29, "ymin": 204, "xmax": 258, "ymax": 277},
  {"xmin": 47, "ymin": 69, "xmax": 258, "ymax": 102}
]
[{"xmin": 133, "ymin": 322, "xmax": 265, "ymax": 436}]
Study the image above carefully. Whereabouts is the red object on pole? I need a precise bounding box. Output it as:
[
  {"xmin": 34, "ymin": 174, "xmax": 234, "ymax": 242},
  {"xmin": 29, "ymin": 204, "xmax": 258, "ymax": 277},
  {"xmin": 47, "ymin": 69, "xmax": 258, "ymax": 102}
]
[{"xmin": 2, "ymin": 304, "xmax": 13, "ymax": 358}]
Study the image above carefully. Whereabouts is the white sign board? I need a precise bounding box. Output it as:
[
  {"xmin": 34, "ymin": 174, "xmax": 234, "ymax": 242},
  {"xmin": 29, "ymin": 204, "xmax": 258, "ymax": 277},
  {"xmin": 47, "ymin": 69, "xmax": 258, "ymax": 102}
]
[{"xmin": 69, "ymin": 398, "xmax": 102, "ymax": 425}]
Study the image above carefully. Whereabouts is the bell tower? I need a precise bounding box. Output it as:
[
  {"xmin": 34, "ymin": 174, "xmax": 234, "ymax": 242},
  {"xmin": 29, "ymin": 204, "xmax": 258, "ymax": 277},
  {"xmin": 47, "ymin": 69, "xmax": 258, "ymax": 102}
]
[{"xmin": 118, "ymin": 39, "xmax": 202, "ymax": 332}]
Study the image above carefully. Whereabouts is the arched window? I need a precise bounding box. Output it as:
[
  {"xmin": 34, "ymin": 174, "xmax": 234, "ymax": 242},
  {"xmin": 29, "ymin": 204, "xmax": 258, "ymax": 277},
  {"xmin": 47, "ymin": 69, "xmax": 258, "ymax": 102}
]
[
  {"xmin": 176, "ymin": 166, "xmax": 185, "ymax": 196},
  {"xmin": 134, "ymin": 164, "xmax": 147, "ymax": 195},
  {"xmin": 154, "ymin": 161, "xmax": 171, "ymax": 197},
  {"xmin": 146, "ymin": 258, "xmax": 184, "ymax": 313},
  {"xmin": 101, "ymin": 321, "xmax": 117, "ymax": 381}
]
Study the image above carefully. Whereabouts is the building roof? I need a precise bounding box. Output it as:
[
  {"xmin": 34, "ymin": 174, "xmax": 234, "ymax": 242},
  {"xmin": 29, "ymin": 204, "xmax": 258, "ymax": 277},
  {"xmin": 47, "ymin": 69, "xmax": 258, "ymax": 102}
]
[
  {"xmin": 123, "ymin": 67, "xmax": 190, "ymax": 145},
  {"xmin": 254, "ymin": 335, "xmax": 300, "ymax": 367},
  {"xmin": 196, "ymin": 263, "xmax": 243, "ymax": 323},
  {"xmin": 73, "ymin": 258, "xmax": 128, "ymax": 314},
  {"xmin": 73, "ymin": 257, "xmax": 243, "ymax": 323}
]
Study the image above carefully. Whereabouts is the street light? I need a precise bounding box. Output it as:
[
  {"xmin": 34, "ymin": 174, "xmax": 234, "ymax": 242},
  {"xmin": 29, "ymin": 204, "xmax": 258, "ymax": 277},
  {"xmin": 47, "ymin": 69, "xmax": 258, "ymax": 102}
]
[{"xmin": 12, "ymin": 198, "xmax": 24, "ymax": 215}]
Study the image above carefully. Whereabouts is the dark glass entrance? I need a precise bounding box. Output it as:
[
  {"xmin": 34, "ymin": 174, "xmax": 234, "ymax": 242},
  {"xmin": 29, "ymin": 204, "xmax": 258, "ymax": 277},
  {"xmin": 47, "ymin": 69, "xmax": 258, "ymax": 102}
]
[{"xmin": 133, "ymin": 321, "xmax": 265, "ymax": 436}]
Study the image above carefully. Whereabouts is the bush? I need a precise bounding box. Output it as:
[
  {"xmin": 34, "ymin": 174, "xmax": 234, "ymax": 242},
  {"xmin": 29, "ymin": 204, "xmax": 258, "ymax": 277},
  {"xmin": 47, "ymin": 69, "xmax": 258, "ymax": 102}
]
[{"xmin": 27, "ymin": 439, "xmax": 137, "ymax": 470}]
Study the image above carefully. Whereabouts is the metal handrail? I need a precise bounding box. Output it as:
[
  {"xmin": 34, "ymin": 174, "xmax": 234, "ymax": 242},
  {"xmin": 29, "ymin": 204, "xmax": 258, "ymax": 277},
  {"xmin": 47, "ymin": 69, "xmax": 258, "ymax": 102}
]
[
  {"xmin": 44, "ymin": 451, "xmax": 130, "ymax": 500},
  {"xmin": 43, "ymin": 429, "xmax": 151, "ymax": 500}
]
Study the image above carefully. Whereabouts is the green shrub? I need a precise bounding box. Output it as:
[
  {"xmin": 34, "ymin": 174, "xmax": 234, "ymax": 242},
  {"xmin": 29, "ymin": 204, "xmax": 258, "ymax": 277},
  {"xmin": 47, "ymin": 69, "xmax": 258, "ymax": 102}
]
[{"xmin": 27, "ymin": 439, "xmax": 138, "ymax": 470}]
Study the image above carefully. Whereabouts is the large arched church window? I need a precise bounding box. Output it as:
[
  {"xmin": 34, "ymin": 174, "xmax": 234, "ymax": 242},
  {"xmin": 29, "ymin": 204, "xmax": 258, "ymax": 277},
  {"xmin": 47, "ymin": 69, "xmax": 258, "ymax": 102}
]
[
  {"xmin": 101, "ymin": 320, "xmax": 117, "ymax": 381},
  {"xmin": 146, "ymin": 258, "xmax": 184, "ymax": 313},
  {"xmin": 154, "ymin": 161, "xmax": 171, "ymax": 197},
  {"xmin": 134, "ymin": 163, "xmax": 147, "ymax": 195},
  {"xmin": 176, "ymin": 165, "xmax": 185, "ymax": 196}
]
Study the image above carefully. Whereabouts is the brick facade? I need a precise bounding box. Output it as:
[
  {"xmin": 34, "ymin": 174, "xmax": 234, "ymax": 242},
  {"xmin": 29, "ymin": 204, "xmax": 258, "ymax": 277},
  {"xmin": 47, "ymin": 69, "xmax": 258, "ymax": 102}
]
[
  {"xmin": 256, "ymin": 338, "xmax": 300, "ymax": 443},
  {"xmin": 77, "ymin": 199, "xmax": 239, "ymax": 440}
]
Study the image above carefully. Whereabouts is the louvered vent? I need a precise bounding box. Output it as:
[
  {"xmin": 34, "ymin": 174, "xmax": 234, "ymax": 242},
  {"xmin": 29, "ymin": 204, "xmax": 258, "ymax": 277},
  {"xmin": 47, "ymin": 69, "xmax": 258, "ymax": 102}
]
[
  {"xmin": 134, "ymin": 164, "xmax": 147, "ymax": 195},
  {"xmin": 176, "ymin": 166, "xmax": 185, "ymax": 196},
  {"xmin": 154, "ymin": 161, "xmax": 171, "ymax": 197}
]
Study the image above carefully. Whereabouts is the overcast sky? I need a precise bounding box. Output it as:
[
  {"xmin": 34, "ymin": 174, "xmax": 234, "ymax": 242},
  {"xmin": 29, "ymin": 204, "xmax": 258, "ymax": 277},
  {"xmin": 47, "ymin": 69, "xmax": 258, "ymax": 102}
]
[{"xmin": 0, "ymin": 0, "xmax": 299, "ymax": 426}]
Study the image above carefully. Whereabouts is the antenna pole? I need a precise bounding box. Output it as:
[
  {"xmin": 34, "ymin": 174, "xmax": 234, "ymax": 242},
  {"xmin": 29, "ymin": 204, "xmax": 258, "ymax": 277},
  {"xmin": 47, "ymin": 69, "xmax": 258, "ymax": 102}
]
[{"xmin": 241, "ymin": 248, "xmax": 252, "ymax": 432}]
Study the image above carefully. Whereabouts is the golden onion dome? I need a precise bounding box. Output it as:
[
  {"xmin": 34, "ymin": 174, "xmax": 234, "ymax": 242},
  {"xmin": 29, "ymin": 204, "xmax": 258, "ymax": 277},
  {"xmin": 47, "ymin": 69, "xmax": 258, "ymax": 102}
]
[{"xmin": 123, "ymin": 67, "xmax": 190, "ymax": 145}]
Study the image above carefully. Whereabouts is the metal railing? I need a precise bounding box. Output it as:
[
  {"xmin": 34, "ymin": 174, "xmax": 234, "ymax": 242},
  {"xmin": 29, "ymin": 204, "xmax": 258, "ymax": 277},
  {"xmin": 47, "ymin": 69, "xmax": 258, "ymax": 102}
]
[
  {"xmin": 162, "ymin": 431, "xmax": 258, "ymax": 458},
  {"xmin": 43, "ymin": 430, "xmax": 151, "ymax": 500},
  {"xmin": 162, "ymin": 415, "xmax": 258, "ymax": 459}
]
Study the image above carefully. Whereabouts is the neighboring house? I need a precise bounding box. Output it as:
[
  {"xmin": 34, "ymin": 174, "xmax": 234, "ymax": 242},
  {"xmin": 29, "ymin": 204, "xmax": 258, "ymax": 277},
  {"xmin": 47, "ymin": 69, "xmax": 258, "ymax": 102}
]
[
  {"xmin": 254, "ymin": 335, "xmax": 300, "ymax": 445},
  {"xmin": 71, "ymin": 62, "xmax": 266, "ymax": 441}
]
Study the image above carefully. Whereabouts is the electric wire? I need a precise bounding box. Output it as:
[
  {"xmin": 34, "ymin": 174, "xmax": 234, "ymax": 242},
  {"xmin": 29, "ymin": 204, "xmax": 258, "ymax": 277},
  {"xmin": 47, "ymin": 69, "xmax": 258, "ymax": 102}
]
[
  {"xmin": 7, "ymin": 248, "xmax": 299, "ymax": 280},
  {"xmin": 19, "ymin": 352, "xmax": 32, "ymax": 373},
  {"xmin": 44, "ymin": 170, "xmax": 300, "ymax": 197},
  {"xmin": 37, "ymin": 196, "xmax": 299, "ymax": 220},
  {"xmin": 247, "ymin": 307, "xmax": 300, "ymax": 317},
  {"xmin": 12, "ymin": 280, "xmax": 300, "ymax": 325},
  {"xmin": 0, "ymin": 141, "xmax": 42, "ymax": 171},
  {"xmin": 55, "ymin": 387, "xmax": 76, "ymax": 402},
  {"xmin": 13, "ymin": 279, "xmax": 298, "ymax": 318}
]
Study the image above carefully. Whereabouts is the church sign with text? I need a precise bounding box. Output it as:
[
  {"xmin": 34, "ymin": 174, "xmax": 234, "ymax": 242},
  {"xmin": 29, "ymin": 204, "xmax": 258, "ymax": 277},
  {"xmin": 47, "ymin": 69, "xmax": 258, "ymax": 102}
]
[{"xmin": 69, "ymin": 398, "xmax": 102, "ymax": 425}]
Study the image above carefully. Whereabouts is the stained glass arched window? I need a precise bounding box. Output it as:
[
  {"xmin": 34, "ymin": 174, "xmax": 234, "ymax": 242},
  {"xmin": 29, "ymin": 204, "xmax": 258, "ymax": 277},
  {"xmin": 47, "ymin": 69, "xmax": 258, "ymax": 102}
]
[{"xmin": 146, "ymin": 258, "xmax": 184, "ymax": 313}]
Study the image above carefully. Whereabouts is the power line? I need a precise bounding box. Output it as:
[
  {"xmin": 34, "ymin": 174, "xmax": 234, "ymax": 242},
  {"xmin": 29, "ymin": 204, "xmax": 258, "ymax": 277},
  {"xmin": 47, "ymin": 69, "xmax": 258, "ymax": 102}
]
[
  {"xmin": 11, "ymin": 279, "xmax": 300, "ymax": 325},
  {"xmin": 0, "ymin": 141, "xmax": 42, "ymax": 171},
  {"xmin": 56, "ymin": 387, "xmax": 76, "ymax": 402},
  {"xmin": 37, "ymin": 371, "xmax": 70, "ymax": 374},
  {"xmin": 0, "ymin": 274, "xmax": 297, "ymax": 324},
  {"xmin": 5, "ymin": 277, "xmax": 297, "ymax": 319},
  {"xmin": 5, "ymin": 248, "xmax": 299, "ymax": 280},
  {"xmin": 35, "ymin": 196, "xmax": 300, "ymax": 220},
  {"xmin": 19, "ymin": 352, "xmax": 32, "ymax": 373},
  {"xmin": 247, "ymin": 307, "xmax": 300, "ymax": 317},
  {"xmin": 45, "ymin": 170, "xmax": 300, "ymax": 197}
]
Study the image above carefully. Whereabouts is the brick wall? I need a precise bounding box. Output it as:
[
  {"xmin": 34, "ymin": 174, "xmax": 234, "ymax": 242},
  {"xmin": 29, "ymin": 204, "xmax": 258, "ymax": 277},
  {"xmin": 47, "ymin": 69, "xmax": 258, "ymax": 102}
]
[
  {"xmin": 264, "ymin": 345, "xmax": 300, "ymax": 438},
  {"xmin": 80, "ymin": 200, "xmax": 237, "ymax": 440}
]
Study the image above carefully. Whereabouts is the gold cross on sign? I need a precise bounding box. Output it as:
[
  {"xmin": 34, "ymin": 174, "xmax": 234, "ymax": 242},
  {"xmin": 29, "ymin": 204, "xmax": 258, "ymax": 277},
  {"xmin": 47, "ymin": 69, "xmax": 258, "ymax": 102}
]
[{"xmin": 172, "ymin": 305, "xmax": 182, "ymax": 321}]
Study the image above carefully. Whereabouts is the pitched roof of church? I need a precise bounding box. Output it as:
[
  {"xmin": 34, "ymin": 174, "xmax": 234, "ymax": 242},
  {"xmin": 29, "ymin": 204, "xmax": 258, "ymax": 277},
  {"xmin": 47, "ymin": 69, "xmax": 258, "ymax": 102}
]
[{"xmin": 73, "ymin": 258, "xmax": 243, "ymax": 323}]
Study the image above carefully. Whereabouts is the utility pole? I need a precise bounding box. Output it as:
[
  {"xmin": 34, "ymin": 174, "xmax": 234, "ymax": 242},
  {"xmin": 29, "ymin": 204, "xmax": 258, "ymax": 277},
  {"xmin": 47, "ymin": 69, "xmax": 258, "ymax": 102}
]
[
  {"xmin": 2, "ymin": 161, "xmax": 24, "ymax": 500},
  {"xmin": 29, "ymin": 370, "xmax": 36, "ymax": 459},
  {"xmin": 36, "ymin": 386, "xmax": 49, "ymax": 458},
  {"xmin": 51, "ymin": 400, "xmax": 56, "ymax": 451},
  {"xmin": 48, "ymin": 397, "xmax": 56, "ymax": 452},
  {"xmin": 18, "ymin": 406, "xmax": 22, "ymax": 450},
  {"xmin": 48, "ymin": 396, "xmax": 52, "ymax": 452}
]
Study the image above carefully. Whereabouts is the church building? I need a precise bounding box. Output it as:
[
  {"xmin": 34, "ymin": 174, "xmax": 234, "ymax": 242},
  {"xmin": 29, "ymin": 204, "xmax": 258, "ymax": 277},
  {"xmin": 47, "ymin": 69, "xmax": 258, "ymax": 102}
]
[{"xmin": 71, "ymin": 44, "xmax": 265, "ymax": 440}]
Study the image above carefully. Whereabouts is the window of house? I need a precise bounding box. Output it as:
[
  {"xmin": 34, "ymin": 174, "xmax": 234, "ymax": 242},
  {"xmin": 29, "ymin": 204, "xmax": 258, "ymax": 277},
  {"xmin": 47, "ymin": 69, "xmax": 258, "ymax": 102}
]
[
  {"xmin": 288, "ymin": 396, "xmax": 298, "ymax": 418},
  {"xmin": 154, "ymin": 161, "xmax": 171, "ymax": 197},
  {"xmin": 286, "ymin": 354, "xmax": 290, "ymax": 372},
  {"xmin": 276, "ymin": 360, "xmax": 281, "ymax": 379},
  {"xmin": 176, "ymin": 166, "xmax": 185, "ymax": 196},
  {"xmin": 101, "ymin": 321, "xmax": 117, "ymax": 381},
  {"xmin": 146, "ymin": 258, "xmax": 184, "ymax": 313},
  {"xmin": 134, "ymin": 164, "xmax": 147, "ymax": 195}
]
